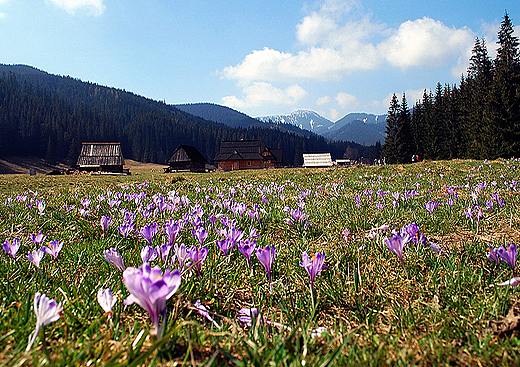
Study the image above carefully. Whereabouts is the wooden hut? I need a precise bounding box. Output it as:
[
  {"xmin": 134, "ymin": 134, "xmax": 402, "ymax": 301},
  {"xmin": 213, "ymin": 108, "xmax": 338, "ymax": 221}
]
[
  {"xmin": 215, "ymin": 140, "xmax": 265, "ymax": 171},
  {"xmin": 262, "ymin": 147, "xmax": 284, "ymax": 168},
  {"xmin": 166, "ymin": 145, "xmax": 207, "ymax": 172},
  {"xmin": 76, "ymin": 142, "xmax": 125, "ymax": 173}
]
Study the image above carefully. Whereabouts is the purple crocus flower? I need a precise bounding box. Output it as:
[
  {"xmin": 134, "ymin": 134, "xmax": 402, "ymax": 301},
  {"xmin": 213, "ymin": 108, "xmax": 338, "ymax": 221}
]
[
  {"xmin": 193, "ymin": 300, "xmax": 221, "ymax": 329},
  {"xmin": 118, "ymin": 221, "xmax": 135, "ymax": 238},
  {"xmin": 27, "ymin": 249, "xmax": 44, "ymax": 268},
  {"xmin": 2, "ymin": 238, "xmax": 20, "ymax": 259},
  {"xmin": 103, "ymin": 248, "xmax": 125, "ymax": 271},
  {"xmin": 237, "ymin": 238, "xmax": 256, "ymax": 268},
  {"xmin": 26, "ymin": 292, "xmax": 62, "ymax": 351},
  {"xmin": 498, "ymin": 243, "xmax": 517, "ymax": 277},
  {"xmin": 42, "ymin": 240, "xmax": 63, "ymax": 260},
  {"xmin": 384, "ymin": 230, "xmax": 411, "ymax": 270},
  {"xmin": 188, "ymin": 245, "xmax": 208, "ymax": 279},
  {"xmin": 300, "ymin": 251, "xmax": 326, "ymax": 308},
  {"xmin": 216, "ymin": 238, "xmax": 234, "ymax": 257},
  {"xmin": 141, "ymin": 245, "xmax": 158, "ymax": 263},
  {"xmin": 30, "ymin": 232, "xmax": 46, "ymax": 246},
  {"xmin": 123, "ymin": 264, "xmax": 181, "ymax": 337},
  {"xmin": 191, "ymin": 227, "xmax": 208, "ymax": 246},
  {"xmin": 160, "ymin": 243, "xmax": 172, "ymax": 262},
  {"xmin": 237, "ymin": 307, "xmax": 260, "ymax": 327},
  {"xmin": 100, "ymin": 216, "xmax": 113, "ymax": 236},
  {"xmin": 163, "ymin": 219, "xmax": 182, "ymax": 245},
  {"xmin": 424, "ymin": 201, "xmax": 439, "ymax": 214},
  {"xmin": 487, "ymin": 245, "xmax": 500, "ymax": 266},
  {"xmin": 256, "ymin": 245, "xmax": 276, "ymax": 292},
  {"xmin": 140, "ymin": 223, "xmax": 158, "ymax": 246}
]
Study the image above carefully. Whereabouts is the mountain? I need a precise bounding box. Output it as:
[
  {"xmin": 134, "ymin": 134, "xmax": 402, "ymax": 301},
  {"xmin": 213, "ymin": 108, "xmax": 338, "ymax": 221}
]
[
  {"xmin": 259, "ymin": 110, "xmax": 387, "ymax": 144},
  {"xmin": 322, "ymin": 119, "xmax": 386, "ymax": 145},
  {"xmin": 175, "ymin": 103, "xmax": 314, "ymax": 137},
  {"xmin": 258, "ymin": 110, "xmax": 334, "ymax": 134},
  {"xmin": 0, "ymin": 64, "xmax": 381, "ymax": 166}
]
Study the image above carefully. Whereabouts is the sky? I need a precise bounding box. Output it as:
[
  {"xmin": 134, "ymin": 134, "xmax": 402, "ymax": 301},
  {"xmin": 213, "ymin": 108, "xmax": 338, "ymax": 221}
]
[{"xmin": 0, "ymin": 0, "xmax": 519, "ymax": 121}]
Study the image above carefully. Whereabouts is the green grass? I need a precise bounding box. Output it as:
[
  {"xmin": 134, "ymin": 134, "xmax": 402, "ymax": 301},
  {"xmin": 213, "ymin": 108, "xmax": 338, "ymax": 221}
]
[{"xmin": 1, "ymin": 159, "xmax": 520, "ymax": 366}]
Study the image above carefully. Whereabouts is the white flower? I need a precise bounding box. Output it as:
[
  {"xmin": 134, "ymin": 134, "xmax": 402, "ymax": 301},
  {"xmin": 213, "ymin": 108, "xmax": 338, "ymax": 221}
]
[
  {"xmin": 97, "ymin": 288, "xmax": 117, "ymax": 316},
  {"xmin": 26, "ymin": 292, "xmax": 62, "ymax": 351}
]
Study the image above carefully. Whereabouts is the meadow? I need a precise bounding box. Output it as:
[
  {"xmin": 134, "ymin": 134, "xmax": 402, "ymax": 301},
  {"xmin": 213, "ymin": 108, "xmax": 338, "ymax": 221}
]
[{"xmin": 0, "ymin": 159, "xmax": 519, "ymax": 366}]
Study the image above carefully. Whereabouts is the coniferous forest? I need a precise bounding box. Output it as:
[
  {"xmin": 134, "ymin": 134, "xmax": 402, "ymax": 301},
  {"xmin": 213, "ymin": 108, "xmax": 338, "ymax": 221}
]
[
  {"xmin": 0, "ymin": 65, "xmax": 379, "ymax": 167},
  {"xmin": 382, "ymin": 12, "xmax": 520, "ymax": 164}
]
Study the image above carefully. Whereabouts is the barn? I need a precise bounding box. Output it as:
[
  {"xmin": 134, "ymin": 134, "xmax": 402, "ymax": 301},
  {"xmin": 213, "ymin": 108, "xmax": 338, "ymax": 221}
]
[
  {"xmin": 76, "ymin": 142, "xmax": 126, "ymax": 173},
  {"xmin": 215, "ymin": 140, "xmax": 265, "ymax": 171},
  {"xmin": 166, "ymin": 145, "xmax": 207, "ymax": 173}
]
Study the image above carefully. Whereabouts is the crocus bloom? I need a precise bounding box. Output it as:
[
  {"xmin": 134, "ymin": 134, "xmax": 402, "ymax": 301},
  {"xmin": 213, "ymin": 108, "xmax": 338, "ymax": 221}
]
[
  {"xmin": 123, "ymin": 264, "xmax": 181, "ymax": 337},
  {"xmin": 174, "ymin": 243, "xmax": 190, "ymax": 271},
  {"xmin": 188, "ymin": 245, "xmax": 208, "ymax": 279},
  {"xmin": 237, "ymin": 307, "xmax": 260, "ymax": 327},
  {"xmin": 256, "ymin": 245, "xmax": 276, "ymax": 292},
  {"xmin": 30, "ymin": 232, "xmax": 46, "ymax": 246},
  {"xmin": 103, "ymin": 248, "xmax": 125, "ymax": 271},
  {"xmin": 424, "ymin": 201, "xmax": 439, "ymax": 214},
  {"xmin": 100, "ymin": 216, "xmax": 113, "ymax": 236},
  {"xmin": 26, "ymin": 292, "xmax": 62, "ymax": 351},
  {"xmin": 490, "ymin": 277, "xmax": 520, "ymax": 287},
  {"xmin": 191, "ymin": 227, "xmax": 208, "ymax": 246},
  {"xmin": 140, "ymin": 223, "xmax": 158, "ymax": 246},
  {"xmin": 42, "ymin": 240, "xmax": 63, "ymax": 260},
  {"xmin": 2, "ymin": 238, "xmax": 20, "ymax": 259},
  {"xmin": 487, "ymin": 246, "xmax": 500, "ymax": 266},
  {"xmin": 300, "ymin": 251, "xmax": 326, "ymax": 308},
  {"xmin": 216, "ymin": 238, "xmax": 234, "ymax": 257},
  {"xmin": 97, "ymin": 288, "xmax": 117, "ymax": 317},
  {"xmin": 141, "ymin": 245, "xmax": 158, "ymax": 263},
  {"xmin": 498, "ymin": 243, "xmax": 517, "ymax": 277},
  {"xmin": 384, "ymin": 230, "xmax": 411, "ymax": 269},
  {"xmin": 160, "ymin": 243, "xmax": 172, "ymax": 262},
  {"xmin": 194, "ymin": 300, "xmax": 220, "ymax": 329},
  {"xmin": 163, "ymin": 219, "xmax": 182, "ymax": 245},
  {"xmin": 237, "ymin": 238, "xmax": 256, "ymax": 268},
  {"xmin": 118, "ymin": 221, "xmax": 135, "ymax": 238},
  {"xmin": 27, "ymin": 249, "xmax": 44, "ymax": 268}
]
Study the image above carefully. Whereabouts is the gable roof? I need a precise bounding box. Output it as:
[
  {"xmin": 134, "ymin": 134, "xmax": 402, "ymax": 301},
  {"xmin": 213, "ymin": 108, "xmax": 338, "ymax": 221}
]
[
  {"xmin": 77, "ymin": 142, "xmax": 124, "ymax": 167},
  {"xmin": 263, "ymin": 147, "xmax": 283, "ymax": 163},
  {"xmin": 167, "ymin": 145, "xmax": 207, "ymax": 163},
  {"xmin": 215, "ymin": 140, "xmax": 264, "ymax": 161}
]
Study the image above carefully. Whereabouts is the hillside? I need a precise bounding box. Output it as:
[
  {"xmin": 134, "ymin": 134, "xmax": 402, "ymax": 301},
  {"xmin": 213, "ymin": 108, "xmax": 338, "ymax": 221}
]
[{"xmin": 0, "ymin": 64, "xmax": 380, "ymax": 166}]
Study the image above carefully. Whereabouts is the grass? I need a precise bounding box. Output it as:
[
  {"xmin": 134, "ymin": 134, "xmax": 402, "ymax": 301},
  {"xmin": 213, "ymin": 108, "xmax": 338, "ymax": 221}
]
[{"xmin": 0, "ymin": 158, "xmax": 520, "ymax": 366}]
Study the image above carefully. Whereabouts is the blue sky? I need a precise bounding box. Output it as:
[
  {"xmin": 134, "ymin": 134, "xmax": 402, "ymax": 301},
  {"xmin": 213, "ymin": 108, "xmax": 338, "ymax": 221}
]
[{"xmin": 0, "ymin": 0, "xmax": 518, "ymax": 120}]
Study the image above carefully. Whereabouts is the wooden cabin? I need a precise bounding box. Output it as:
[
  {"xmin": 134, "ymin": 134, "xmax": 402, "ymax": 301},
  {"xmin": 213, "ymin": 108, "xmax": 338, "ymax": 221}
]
[
  {"xmin": 302, "ymin": 153, "xmax": 333, "ymax": 168},
  {"xmin": 215, "ymin": 140, "xmax": 265, "ymax": 171},
  {"xmin": 76, "ymin": 142, "xmax": 125, "ymax": 173},
  {"xmin": 166, "ymin": 145, "xmax": 207, "ymax": 173},
  {"xmin": 262, "ymin": 147, "xmax": 284, "ymax": 168}
]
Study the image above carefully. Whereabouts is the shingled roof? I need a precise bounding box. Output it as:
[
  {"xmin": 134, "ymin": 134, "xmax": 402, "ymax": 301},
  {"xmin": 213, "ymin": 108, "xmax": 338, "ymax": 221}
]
[
  {"xmin": 76, "ymin": 143, "xmax": 124, "ymax": 167},
  {"xmin": 167, "ymin": 145, "xmax": 207, "ymax": 163},
  {"xmin": 214, "ymin": 140, "xmax": 264, "ymax": 161}
]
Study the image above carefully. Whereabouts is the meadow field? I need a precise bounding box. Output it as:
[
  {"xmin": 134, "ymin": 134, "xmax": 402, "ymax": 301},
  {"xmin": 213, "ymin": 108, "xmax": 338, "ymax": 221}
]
[{"xmin": 0, "ymin": 159, "xmax": 519, "ymax": 366}]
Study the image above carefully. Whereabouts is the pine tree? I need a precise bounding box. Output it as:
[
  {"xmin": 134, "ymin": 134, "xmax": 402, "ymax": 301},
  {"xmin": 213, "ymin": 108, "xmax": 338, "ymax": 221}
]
[
  {"xmin": 395, "ymin": 93, "xmax": 413, "ymax": 163},
  {"xmin": 381, "ymin": 94, "xmax": 400, "ymax": 164}
]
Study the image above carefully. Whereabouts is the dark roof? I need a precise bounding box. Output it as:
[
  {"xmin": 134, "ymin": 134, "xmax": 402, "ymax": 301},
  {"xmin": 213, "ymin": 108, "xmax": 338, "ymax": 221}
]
[
  {"xmin": 167, "ymin": 145, "xmax": 207, "ymax": 164},
  {"xmin": 76, "ymin": 142, "xmax": 124, "ymax": 167},
  {"xmin": 215, "ymin": 140, "xmax": 264, "ymax": 161},
  {"xmin": 263, "ymin": 147, "xmax": 283, "ymax": 163}
]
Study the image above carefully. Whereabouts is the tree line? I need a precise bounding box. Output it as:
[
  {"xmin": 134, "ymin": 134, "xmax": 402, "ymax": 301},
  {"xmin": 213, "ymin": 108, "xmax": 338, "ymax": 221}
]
[
  {"xmin": 382, "ymin": 12, "xmax": 520, "ymax": 163},
  {"xmin": 0, "ymin": 67, "xmax": 380, "ymax": 167}
]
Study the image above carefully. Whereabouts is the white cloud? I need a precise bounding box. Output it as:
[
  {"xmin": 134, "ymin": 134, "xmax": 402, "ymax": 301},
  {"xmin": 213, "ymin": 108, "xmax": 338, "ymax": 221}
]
[
  {"xmin": 47, "ymin": 0, "xmax": 106, "ymax": 16},
  {"xmin": 222, "ymin": 82, "xmax": 308, "ymax": 110},
  {"xmin": 378, "ymin": 17, "xmax": 474, "ymax": 70},
  {"xmin": 335, "ymin": 92, "xmax": 359, "ymax": 109},
  {"xmin": 316, "ymin": 96, "xmax": 331, "ymax": 105}
]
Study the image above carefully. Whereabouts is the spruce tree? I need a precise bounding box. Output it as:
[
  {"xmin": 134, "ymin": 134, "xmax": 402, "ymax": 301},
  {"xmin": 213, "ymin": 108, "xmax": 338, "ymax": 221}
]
[
  {"xmin": 395, "ymin": 93, "xmax": 413, "ymax": 163},
  {"xmin": 381, "ymin": 94, "xmax": 400, "ymax": 164}
]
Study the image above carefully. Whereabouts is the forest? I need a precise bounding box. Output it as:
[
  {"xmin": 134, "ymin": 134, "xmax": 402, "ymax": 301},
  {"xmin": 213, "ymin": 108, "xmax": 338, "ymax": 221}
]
[
  {"xmin": 0, "ymin": 66, "xmax": 379, "ymax": 167},
  {"xmin": 382, "ymin": 12, "xmax": 520, "ymax": 164}
]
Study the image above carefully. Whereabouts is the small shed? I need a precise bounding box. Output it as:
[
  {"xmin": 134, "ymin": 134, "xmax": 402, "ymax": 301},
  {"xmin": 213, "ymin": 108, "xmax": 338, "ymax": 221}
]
[
  {"xmin": 167, "ymin": 145, "xmax": 207, "ymax": 173},
  {"xmin": 262, "ymin": 147, "xmax": 284, "ymax": 168},
  {"xmin": 76, "ymin": 142, "xmax": 125, "ymax": 173},
  {"xmin": 302, "ymin": 153, "xmax": 333, "ymax": 168},
  {"xmin": 215, "ymin": 140, "xmax": 265, "ymax": 171}
]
